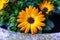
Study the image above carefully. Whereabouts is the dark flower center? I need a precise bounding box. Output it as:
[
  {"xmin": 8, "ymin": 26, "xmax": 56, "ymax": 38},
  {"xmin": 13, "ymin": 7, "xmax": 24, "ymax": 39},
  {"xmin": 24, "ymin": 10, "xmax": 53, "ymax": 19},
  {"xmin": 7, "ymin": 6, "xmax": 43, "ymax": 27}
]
[
  {"xmin": 28, "ymin": 17, "xmax": 34, "ymax": 24},
  {"xmin": 43, "ymin": 8, "xmax": 48, "ymax": 12}
]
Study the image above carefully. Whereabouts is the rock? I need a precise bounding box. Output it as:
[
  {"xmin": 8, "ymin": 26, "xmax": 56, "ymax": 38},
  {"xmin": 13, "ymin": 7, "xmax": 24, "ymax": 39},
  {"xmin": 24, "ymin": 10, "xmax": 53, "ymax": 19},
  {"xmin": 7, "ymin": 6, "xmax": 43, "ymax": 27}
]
[{"xmin": 0, "ymin": 28, "xmax": 60, "ymax": 40}]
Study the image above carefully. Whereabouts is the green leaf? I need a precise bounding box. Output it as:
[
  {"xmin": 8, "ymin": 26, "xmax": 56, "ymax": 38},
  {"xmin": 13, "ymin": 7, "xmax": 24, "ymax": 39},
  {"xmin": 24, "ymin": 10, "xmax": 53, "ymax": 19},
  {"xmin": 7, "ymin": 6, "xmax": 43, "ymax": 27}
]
[
  {"xmin": 38, "ymin": 30, "xmax": 42, "ymax": 34},
  {"xmin": 35, "ymin": 0, "xmax": 43, "ymax": 4},
  {"xmin": 9, "ymin": 0, "xmax": 14, "ymax": 2},
  {"xmin": 9, "ymin": 22, "xmax": 15, "ymax": 27},
  {"xmin": 14, "ymin": 9, "xmax": 19, "ymax": 15},
  {"xmin": 43, "ymin": 20, "xmax": 54, "ymax": 31},
  {"xmin": 0, "ymin": 17, "xmax": 4, "ymax": 23},
  {"xmin": 17, "ymin": 1, "xmax": 24, "ymax": 7}
]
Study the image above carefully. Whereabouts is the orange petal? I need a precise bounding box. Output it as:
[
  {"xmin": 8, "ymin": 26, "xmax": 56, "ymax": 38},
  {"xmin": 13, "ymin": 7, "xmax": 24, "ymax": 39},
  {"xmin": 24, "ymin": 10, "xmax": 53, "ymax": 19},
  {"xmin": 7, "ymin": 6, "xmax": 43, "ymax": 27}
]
[
  {"xmin": 31, "ymin": 29, "xmax": 34, "ymax": 35},
  {"xmin": 31, "ymin": 25, "xmax": 37, "ymax": 35},
  {"xmin": 33, "ymin": 27, "xmax": 37, "ymax": 34},
  {"xmin": 39, "ymin": 3, "xmax": 42, "ymax": 7},
  {"xmin": 29, "ymin": 5, "xmax": 32, "ymax": 13},
  {"xmin": 20, "ymin": 26, "xmax": 26, "ymax": 31},
  {"xmin": 31, "ymin": 29, "xmax": 35, "ymax": 35},
  {"xmin": 31, "ymin": 7, "xmax": 39, "ymax": 17},
  {"xmin": 37, "ymin": 26, "xmax": 42, "ymax": 30},
  {"xmin": 48, "ymin": 1, "xmax": 51, "ymax": 5},
  {"xmin": 35, "ymin": 15, "xmax": 46, "ymax": 21},
  {"xmin": 17, "ymin": 19, "xmax": 25, "ymax": 22},
  {"xmin": 24, "ymin": 25, "xmax": 30, "ymax": 34},
  {"xmin": 36, "ymin": 22, "xmax": 46, "ymax": 27},
  {"xmin": 43, "ymin": 0, "xmax": 47, "ymax": 5},
  {"xmin": 39, "ymin": 18, "xmax": 46, "ymax": 21},
  {"xmin": 50, "ymin": 4, "xmax": 54, "ymax": 9},
  {"xmin": 18, "ymin": 10, "xmax": 26, "ymax": 19},
  {"xmin": 38, "ymin": 11, "xmax": 42, "ymax": 15},
  {"xmin": 26, "ymin": 8, "xmax": 29, "ymax": 13},
  {"xmin": 17, "ymin": 22, "xmax": 26, "ymax": 28},
  {"xmin": 2, "ymin": 0, "xmax": 9, "ymax": 3},
  {"xmin": 26, "ymin": 8, "xmax": 30, "ymax": 14},
  {"xmin": 31, "ymin": 26, "xmax": 35, "ymax": 34},
  {"xmin": 0, "ymin": 3, "xmax": 4, "ymax": 10},
  {"xmin": 36, "ymin": 14, "xmax": 44, "ymax": 18},
  {"xmin": 40, "ymin": 22, "xmax": 46, "ymax": 26}
]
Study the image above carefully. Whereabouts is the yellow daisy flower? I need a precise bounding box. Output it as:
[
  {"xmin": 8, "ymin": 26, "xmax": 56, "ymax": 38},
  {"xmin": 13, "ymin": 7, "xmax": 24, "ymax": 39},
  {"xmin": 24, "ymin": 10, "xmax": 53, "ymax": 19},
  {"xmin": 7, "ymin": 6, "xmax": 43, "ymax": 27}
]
[
  {"xmin": 39, "ymin": 0, "xmax": 54, "ymax": 14},
  {"xmin": 0, "ymin": 0, "xmax": 9, "ymax": 10},
  {"xmin": 17, "ymin": 6, "xmax": 46, "ymax": 34}
]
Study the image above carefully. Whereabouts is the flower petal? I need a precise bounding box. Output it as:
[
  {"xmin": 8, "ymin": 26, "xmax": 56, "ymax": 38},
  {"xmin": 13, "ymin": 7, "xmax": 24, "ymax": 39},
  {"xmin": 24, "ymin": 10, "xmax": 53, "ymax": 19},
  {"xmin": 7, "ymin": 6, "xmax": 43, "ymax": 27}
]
[
  {"xmin": 37, "ymin": 26, "xmax": 42, "ymax": 30},
  {"xmin": 31, "ymin": 7, "xmax": 39, "ymax": 17},
  {"xmin": 17, "ymin": 22, "xmax": 27, "ymax": 28},
  {"xmin": 24, "ymin": 24, "xmax": 30, "ymax": 34}
]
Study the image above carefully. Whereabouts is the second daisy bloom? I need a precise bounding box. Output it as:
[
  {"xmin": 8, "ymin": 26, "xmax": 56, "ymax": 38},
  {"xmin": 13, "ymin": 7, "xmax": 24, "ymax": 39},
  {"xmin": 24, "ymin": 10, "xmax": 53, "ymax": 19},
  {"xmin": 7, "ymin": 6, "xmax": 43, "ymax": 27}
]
[
  {"xmin": 0, "ymin": 0, "xmax": 9, "ymax": 10},
  {"xmin": 39, "ymin": 0, "xmax": 54, "ymax": 14}
]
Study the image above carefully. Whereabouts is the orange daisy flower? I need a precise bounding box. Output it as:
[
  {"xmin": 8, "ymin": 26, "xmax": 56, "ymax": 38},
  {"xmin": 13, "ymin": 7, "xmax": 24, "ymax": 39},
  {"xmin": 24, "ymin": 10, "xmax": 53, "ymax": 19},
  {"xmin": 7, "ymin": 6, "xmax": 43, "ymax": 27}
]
[
  {"xmin": 39, "ymin": 0, "xmax": 54, "ymax": 14},
  {"xmin": 17, "ymin": 6, "xmax": 46, "ymax": 34}
]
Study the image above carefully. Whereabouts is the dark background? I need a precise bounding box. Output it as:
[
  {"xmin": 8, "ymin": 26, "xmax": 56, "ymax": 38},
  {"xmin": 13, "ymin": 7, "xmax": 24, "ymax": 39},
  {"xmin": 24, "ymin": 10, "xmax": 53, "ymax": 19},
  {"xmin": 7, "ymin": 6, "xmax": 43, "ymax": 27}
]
[
  {"xmin": 42, "ymin": 13, "xmax": 60, "ymax": 33},
  {"xmin": 50, "ymin": 13, "xmax": 60, "ymax": 33}
]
